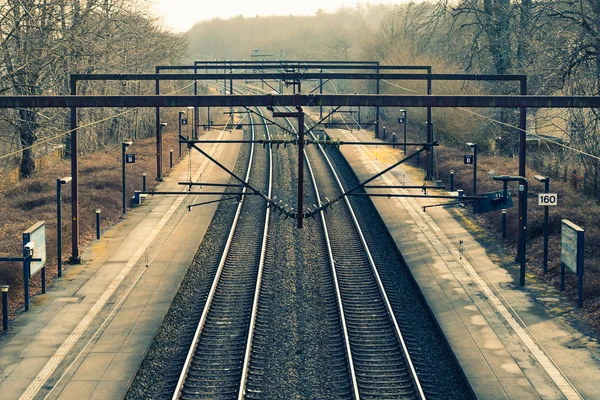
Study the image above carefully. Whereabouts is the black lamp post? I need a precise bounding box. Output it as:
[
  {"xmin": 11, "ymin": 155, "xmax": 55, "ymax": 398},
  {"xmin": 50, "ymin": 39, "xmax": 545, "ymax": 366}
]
[
  {"xmin": 2, "ymin": 285, "xmax": 8, "ymax": 331},
  {"xmin": 178, "ymin": 111, "xmax": 185, "ymax": 157},
  {"xmin": 534, "ymin": 175, "xmax": 550, "ymax": 274},
  {"xmin": 122, "ymin": 141, "xmax": 132, "ymax": 214},
  {"xmin": 467, "ymin": 142, "xmax": 477, "ymax": 195},
  {"xmin": 400, "ymin": 109, "xmax": 407, "ymax": 155},
  {"xmin": 494, "ymin": 175, "xmax": 529, "ymax": 286}
]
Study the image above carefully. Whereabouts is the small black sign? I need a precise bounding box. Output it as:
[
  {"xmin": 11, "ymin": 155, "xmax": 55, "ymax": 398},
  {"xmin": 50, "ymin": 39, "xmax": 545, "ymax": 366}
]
[
  {"xmin": 181, "ymin": 118, "xmax": 188, "ymax": 125},
  {"xmin": 397, "ymin": 117, "xmax": 405, "ymax": 124},
  {"xmin": 464, "ymin": 155, "xmax": 474, "ymax": 165},
  {"xmin": 125, "ymin": 154, "xmax": 135, "ymax": 164}
]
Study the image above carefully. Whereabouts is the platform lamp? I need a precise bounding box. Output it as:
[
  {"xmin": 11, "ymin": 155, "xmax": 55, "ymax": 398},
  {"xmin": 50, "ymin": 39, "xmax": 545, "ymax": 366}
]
[
  {"xmin": 122, "ymin": 141, "xmax": 133, "ymax": 214},
  {"xmin": 2, "ymin": 285, "xmax": 8, "ymax": 331},
  {"xmin": 467, "ymin": 142, "xmax": 477, "ymax": 195},
  {"xmin": 400, "ymin": 109, "xmax": 407, "ymax": 155},
  {"xmin": 178, "ymin": 110, "xmax": 185, "ymax": 157}
]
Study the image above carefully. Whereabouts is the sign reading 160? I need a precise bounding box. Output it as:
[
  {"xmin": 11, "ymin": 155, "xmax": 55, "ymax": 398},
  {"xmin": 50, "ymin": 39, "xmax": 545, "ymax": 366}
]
[{"xmin": 538, "ymin": 193, "xmax": 558, "ymax": 206}]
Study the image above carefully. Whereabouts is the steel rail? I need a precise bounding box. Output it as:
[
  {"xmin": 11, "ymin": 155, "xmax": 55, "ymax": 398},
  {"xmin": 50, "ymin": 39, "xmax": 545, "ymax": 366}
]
[
  {"xmin": 303, "ymin": 130, "xmax": 362, "ymax": 399},
  {"xmin": 171, "ymin": 104, "xmax": 271, "ymax": 399},
  {"xmin": 243, "ymin": 78, "xmax": 358, "ymax": 393},
  {"xmin": 238, "ymin": 107, "xmax": 273, "ymax": 399},
  {"xmin": 243, "ymin": 81, "xmax": 425, "ymax": 397},
  {"xmin": 274, "ymin": 102, "xmax": 360, "ymax": 399},
  {"xmin": 299, "ymin": 110, "xmax": 426, "ymax": 398}
]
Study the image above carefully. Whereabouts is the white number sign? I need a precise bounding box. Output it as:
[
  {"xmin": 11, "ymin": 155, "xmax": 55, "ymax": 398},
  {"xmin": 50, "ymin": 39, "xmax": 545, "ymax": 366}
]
[{"xmin": 538, "ymin": 193, "xmax": 558, "ymax": 206}]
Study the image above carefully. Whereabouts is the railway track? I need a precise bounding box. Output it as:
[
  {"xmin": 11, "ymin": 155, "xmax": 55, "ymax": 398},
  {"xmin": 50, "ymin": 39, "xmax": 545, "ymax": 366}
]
[
  {"xmin": 267, "ymin": 102, "xmax": 426, "ymax": 399},
  {"xmin": 171, "ymin": 108, "xmax": 272, "ymax": 399},
  {"xmin": 128, "ymin": 82, "xmax": 470, "ymax": 398}
]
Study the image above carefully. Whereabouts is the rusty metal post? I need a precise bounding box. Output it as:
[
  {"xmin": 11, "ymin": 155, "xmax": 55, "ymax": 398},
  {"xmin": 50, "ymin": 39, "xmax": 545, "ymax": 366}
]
[
  {"xmin": 375, "ymin": 63, "xmax": 380, "ymax": 139},
  {"xmin": 298, "ymin": 108, "xmax": 305, "ymax": 228},
  {"xmin": 155, "ymin": 67, "xmax": 162, "ymax": 181},
  {"xmin": 426, "ymin": 66, "xmax": 433, "ymax": 180},
  {"xmin": 194, "ymin": 65, "xmax": 198, "ymax": 137},
  {"xmin": 518, "ymin": 77, "xmax": 528, "ymax": 258},
  {"xmin": 320, "ymin": 69, "xmax": 323, "ymax": 119},
  {"xmin": 69, "ymin": 76, "xmax": 81, "ymax": 263}
]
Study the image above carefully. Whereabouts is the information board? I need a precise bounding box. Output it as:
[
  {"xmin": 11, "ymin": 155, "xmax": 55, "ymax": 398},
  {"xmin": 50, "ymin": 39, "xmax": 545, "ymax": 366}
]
[
  {"xmin": 23, "ymin": 221, "xmax": 46, "ymax": 277},
  {"xmin": 561, "ymin": 219, "xmax": 583, "ymax": 273}
]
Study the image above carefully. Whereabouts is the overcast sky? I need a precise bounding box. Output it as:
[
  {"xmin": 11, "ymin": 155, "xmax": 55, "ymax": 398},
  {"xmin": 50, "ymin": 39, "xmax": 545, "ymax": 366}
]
[{"xmin": 151, "ymin": 1, "xmax": 393, "ymax": 32}]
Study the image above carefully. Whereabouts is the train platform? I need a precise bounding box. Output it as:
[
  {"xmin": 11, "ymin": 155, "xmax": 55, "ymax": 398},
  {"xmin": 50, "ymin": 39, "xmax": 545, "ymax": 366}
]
[
  {"xmin": 0, "ymin": 129, "xmax": 242, "ymax": 400},
  {"xmin": 332, "ymin": 128, "xmax": 600, "ymax": 400}
]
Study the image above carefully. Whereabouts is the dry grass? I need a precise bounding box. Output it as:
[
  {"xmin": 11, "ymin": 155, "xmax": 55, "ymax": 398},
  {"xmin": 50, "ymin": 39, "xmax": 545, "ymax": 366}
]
[{"xmin": 0, "ymin": 131, "xmax": 181, "ymax": 318}]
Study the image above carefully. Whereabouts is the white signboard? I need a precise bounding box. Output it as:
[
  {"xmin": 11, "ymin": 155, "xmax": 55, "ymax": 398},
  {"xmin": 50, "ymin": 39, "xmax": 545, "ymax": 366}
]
[
  {"xmin": 561, "ymin": 220, "xmax": 583, "ymax": 274},
  {"xmin": 23, "ymin": 221, "xmax": 46, "ymax": 277},
  {"xmin": 538, "ymin": 193, "xmax": 558, "ymax": 206}
]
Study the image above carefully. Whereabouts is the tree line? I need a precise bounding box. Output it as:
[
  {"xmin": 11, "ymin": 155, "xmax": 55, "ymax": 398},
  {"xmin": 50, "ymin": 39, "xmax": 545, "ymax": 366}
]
[
  {"xmin": 0, "ymin": 0, "xmax": 186, "ymax": 178},
  {"xmin": 185, "ymin": 1, "xmax": 600, "ymax": 186}
]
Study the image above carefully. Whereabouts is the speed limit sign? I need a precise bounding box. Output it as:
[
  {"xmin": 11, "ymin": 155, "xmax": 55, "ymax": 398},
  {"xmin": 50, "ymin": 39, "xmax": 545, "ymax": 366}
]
[{"xmin": 538, "ymin": 193, "xmax": 558, "ymax": 206}]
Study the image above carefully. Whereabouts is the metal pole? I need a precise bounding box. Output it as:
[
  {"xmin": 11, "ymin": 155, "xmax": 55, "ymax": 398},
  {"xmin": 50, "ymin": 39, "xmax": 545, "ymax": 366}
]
[
  {"xmin": 450, "ymin": 170, "xmax": 454, "ymax": 191},
  {"xmin": 426, "ymin": 67, "xmax": 433, "ymax": 180},
  {"xmin": 473, "ymin": 144, "xmax": 478, "ymax": 195},
  {"xmin": 502, "ymin": 209, "xmax": 507, "ymax": 238},
  {"xmin": 493, "ymin": 175, "xmax": 528, "ymax": 286},
  {"xmin": 122, "ymin": 143, "xmax": 127, "ymax": 214},
  {"xmin": 178, "ymin": 112, "xmax": 183, "ymax": 158},
  {"xmin": 41, "ymin": 263, "xmax": 46, "ymax": 294},
  {"xmin": 577, "ymin": 229, "xmax": 584, "ymax": 308},
  {"xmin": 56, "ymin": 179, "xmax": 62, "ymax": 278},
  {"xmin": 375, "ymin": 64, "xmax": 380, "ymax": 139},
  {"xmin": 298, "ymin": 108, "xmax": 305, "ymax": 229},
  {"xmin": 142, "ymin": 173, "xmax": 147, "ymax": 192},
  {"xmin": 518, "ymin": 77, "xmax": 528, "ymax": 259},
  {"xmin": 403, "ymin": 110, "xmax": 407, "ymax": 155},
  {"xmin": 320, "ymin": 69, "xmax": 323, "ymax": 119},
  {"xmin": 194, "ymin": 65, "xmax": 198, "ymax": 138},
  {"xmin": 520, "ymin": 182, "xmax": 528, "ymax": 286},
  {"xmin": 1, "ymin": 286, "xmax": 8, "ymax": 330},
  {"xmin": 96, "ymin": 209, "xmax": 101, "ymax": 239},
  {"xmin": 155, "ymin": 68, "xmax": 161, "ymax": 181},
  {"xmin": 543, "ymin": 179, "xmax": 550, "ymax": 274},
  {"xmin": 23, "ymin": 247, "xmax": 30, "ymax": 311},
  {"xmin": 170, "ymin": 150, "xmax": 173, "ymax": 168},
  {"xmin": 70, "ymin": 77, "xmax": 80, "ymax": 263}
]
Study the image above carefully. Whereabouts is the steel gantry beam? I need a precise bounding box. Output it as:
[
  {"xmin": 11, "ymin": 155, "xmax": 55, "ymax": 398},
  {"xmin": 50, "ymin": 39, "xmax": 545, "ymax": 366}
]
[
  {"xmin": 9, "ymin": 94, "xmax": 594, "ymax": 108},
  {"xmin": 44, "ymin": 88, "xmax": 596, "ymax": 260}
]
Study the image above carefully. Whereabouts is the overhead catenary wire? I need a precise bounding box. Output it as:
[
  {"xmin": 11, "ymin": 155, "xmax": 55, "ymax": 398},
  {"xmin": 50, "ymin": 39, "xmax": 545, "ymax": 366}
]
[
  {"xmin": 381, "ymin": 78, "xmax": 600, "ymax": 162},
  {"xmin": 0, "ymin": 80, "xmax": 198, "ymax": 162}
]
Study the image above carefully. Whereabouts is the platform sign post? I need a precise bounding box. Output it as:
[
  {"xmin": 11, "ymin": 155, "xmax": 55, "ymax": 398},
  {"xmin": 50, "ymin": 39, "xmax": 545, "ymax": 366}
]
[
  {"xmin": 535, "ymin": 175, "xmax": 553, "ymax": 275},
  {"xmin": 122, "ymin": 141, "xmax": 132, "ymax": 214},
  {"xmin": 561, "ymin": 220, "xmax": 584, "ymax": 307},
  {"xmin": 22, "ymin": 221, "xmax": 46, "ymax": 309}
]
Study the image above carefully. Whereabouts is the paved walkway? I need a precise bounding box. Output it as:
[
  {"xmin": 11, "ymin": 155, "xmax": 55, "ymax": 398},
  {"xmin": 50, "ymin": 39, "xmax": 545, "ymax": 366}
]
[
  {"xmin": 0, "ymin": 129, "xmax": 242, "ymax": 400},
  {"xmin": 333, "ymin": 128, "xmax": 600, "ymax": 400}
]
